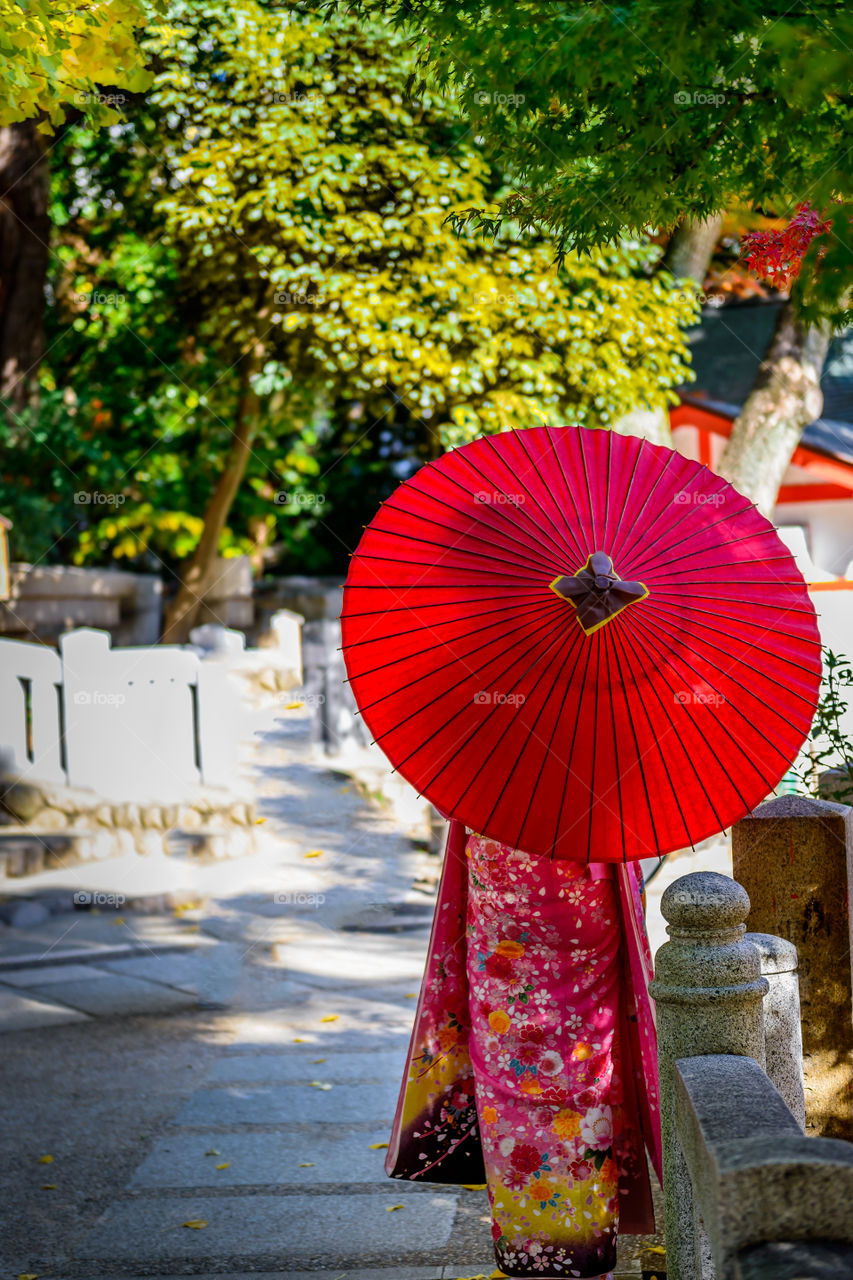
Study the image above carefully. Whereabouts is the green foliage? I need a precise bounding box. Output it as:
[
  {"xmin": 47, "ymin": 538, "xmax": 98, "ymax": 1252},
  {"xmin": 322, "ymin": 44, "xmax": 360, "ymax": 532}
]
[
  {"xmin": 794, "ymin": 649, "xmax": 853, "ymax": 799},
  {"xmin": 339, "ymin": 0, "xmax": 853, "ymax": 325},
  {"xmin": 1, "ymin": 0, "xmax": 697, "ymax": 575},
  {"xmin": 0, "ymin": 0, "xmax": 157, "ymax": 131}
]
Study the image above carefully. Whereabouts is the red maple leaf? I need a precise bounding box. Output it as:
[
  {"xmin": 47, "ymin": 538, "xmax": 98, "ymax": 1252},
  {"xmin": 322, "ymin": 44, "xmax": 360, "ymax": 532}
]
[{"xmin": 742, "ymin": 203, "xmax": 833, "ymax": 290}]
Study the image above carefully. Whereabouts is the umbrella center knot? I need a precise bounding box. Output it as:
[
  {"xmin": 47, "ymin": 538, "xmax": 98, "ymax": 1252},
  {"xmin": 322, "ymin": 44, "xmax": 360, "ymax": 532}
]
[{"xmin": 549, "ymin": 551, "xmax": 649, "ymax": 636}]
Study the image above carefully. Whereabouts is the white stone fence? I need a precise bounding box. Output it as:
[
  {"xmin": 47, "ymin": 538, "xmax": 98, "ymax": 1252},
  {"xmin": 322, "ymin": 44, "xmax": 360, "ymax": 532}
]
[
  {"xmin": 0, "ymin": 628, "xmax": 239, "ymax": 801},
  {"xmin": 651, "ymin": 872, "xmax": 853, "ymax": 1280}
]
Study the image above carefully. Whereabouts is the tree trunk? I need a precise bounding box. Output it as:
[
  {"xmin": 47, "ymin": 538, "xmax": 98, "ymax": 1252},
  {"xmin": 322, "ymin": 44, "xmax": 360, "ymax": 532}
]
[
  {"xmin": 610, "ymin": 214, "xmax": 723, "ymax": 447},
  {"xmin": 161, "ymin": 350, "xmax": 260, "ymax": 643},
  {"xmin": 661, "ymin": 213, "xmax": 724, "ymax": 286},
  {"xmin": 0, "ymin": 121, "xmax": 50, "ymax": 419},
  {"xmin": 717, "ymin": 300, "xmax": 831, "ymax": 515}
]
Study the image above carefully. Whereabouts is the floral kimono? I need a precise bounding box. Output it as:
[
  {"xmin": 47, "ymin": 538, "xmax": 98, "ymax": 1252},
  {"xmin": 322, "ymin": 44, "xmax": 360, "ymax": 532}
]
[{"xmin": 386, "ymin": 819, "xmax": 661, "ymax": 1279}]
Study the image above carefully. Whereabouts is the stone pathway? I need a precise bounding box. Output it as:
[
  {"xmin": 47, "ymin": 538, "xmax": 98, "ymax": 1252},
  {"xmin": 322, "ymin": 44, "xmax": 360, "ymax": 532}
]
[{"xmin": 0, "ymin": 705, "xmax": 662, "ymax": 1278}]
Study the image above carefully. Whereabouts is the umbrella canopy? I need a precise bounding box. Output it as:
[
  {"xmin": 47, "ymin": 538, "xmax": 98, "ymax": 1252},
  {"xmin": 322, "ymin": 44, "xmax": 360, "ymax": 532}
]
[{"xmin": 341, "ymin": 426, "xmax": 821, "ymax": 861}]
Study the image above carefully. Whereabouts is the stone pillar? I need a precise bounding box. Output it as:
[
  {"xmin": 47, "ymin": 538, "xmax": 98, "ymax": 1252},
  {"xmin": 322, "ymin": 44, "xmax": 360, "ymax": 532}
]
[
  {"xmin": 650, "ymin": 872, "xmax": 768, "ymax": 1280},
  {"xmin": 732, "ymin": 794, "xmax": 853, "ymax": 1140},
  {"xmin": 745, "ymin": 932, "xmax": 806, "ymax": 1130}
]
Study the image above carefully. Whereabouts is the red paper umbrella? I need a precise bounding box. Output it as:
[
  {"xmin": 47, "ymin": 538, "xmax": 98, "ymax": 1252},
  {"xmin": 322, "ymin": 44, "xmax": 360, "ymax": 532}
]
[{"xmin": 341, "ymin": 427, "xmax": 821, "ymax": 861}]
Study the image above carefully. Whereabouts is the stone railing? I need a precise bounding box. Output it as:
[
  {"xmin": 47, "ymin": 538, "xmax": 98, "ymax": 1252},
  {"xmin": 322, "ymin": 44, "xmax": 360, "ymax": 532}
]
[
  {"xmin": 0, "ymin": 564, "xmax": 162, "ymax": 644},
  {"xmin": 0, "ymin": 626, "xmax": 239, "ymax": 798},
  {"xmin": 651, "ymin": 871, "xmax": 853, "ymax": 1280}
]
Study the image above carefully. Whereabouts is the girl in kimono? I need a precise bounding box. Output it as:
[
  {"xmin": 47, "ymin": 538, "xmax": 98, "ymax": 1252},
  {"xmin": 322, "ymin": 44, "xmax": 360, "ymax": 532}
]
[{"xmin": 385, "ymin": 819, "xmax": 661, "ymax": 1280}]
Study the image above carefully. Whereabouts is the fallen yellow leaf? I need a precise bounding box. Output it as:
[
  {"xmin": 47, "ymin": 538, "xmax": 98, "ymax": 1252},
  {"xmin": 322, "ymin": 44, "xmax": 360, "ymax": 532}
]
[
  {"xmin": 18, "ymin": 1273, "xmax": 39, "ymax": 1279},
  {"xmin": 404, "ymin": 993, "xmax": 417, "ymax": 998},
  {"xmin": 255, "ymin": 817, "xmax": 266, "ymax": 824},
  {"xmin": 112, "ymin": 917, "xmax": 126, "ymax": 926},
  {"xmin": 304, "ymin": 849, "xmax": 324, "ymax": 858},
  {"xmin": 298, "ymin": 1162, "xmax": 315, "ymax": 1167},
  {"xmin": 215, "ymin": 1163, "xmax": 230, "ymax": 1170},
  {"xmin": 285, "ymin": 701, "xmax": 304, "ymax": 709},
  {"xmin": 293, "ymin": 1037, "xmax": 307, "ymax": 1042},
  {"xmin": 41, "ymin": 1184, "xmax": 57, "ymax": 1191},
  {"xmin": 311, "ymin": 1058, "xmax": 326, "ymax": 1063},
  {"xmin": 182, "ymin": 1220, "xmax": 208, "ymax": 1230},
  {"xmin": 309, "ymin": 1081, "xmax": 332, "ymax": 1090},
  {"xmin": 37, "ymin": 1155, "xmax": 53, "ymax": 1164},
  {"xmin": 461, "ymin": 1183, "xmax": 488, "ymax": 1191},
  {"xmin": 386, "ymin": 1204, "xmax": 404, "ymax": 1212},
  {"xmin": 320, "ymin": 1015, "xmax": 338, "ymax": 1023},
  {"xmin": 368, "ymin": 1142, "xmax": 389, "ymax": 1150}
]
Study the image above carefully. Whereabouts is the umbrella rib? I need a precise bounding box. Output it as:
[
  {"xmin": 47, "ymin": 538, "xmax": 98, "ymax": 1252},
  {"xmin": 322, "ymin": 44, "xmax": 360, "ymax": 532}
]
[
  {"xmin": 352, "ymin": 601, "xmax": 570, "ymax": 723},
  {"xmin": 608, "ymin": 450, "xmax": 680, "ymax": 566},
  {"xmin": 630, "ymin": 608, "xmax": 818, "ymax": 741},
  {"xmin": 543, "ymin": 425, "xmax": 600, "ymax": 564},
  {"xmin": 628, "ymin": 507, "xmax": 768, "ymax": 576},
  {"xmin": 345, "ymin": 595, "xmax": 558, "ymax": 682},
  {"xmin": 614, "ymin": 614, "xmax": 730, "ymax": 833},
  {"xmin": 350, "ymin": 551, "xmax": 554, "ymax": 586},
  {"xmin": 623, "ymin": 612, "xmax": 787, "ymax": 796},
  {"xmin": 341, "ymin": 596, "xmax": 567, "ymax": 649},
  {"xmin": 646, "ymin": 589, "xmax": 819, "ymax": 614},
  {"xmin": 342, "ymin": 589, "xmax": 552, "ymax": 614},
  {"xmin": 474, "ymin": 602, "xmax": 589, "ymax": 848},
  {"xmin": 577, "ymin": 427, "xmax": 601, "ymax": 555},
  {"xmin": 447, "ymin": 447, "xmax": 583, "ymax": 571},
  {"xmin": 642, "ymin": 598, "xmax": 823, "ymax": 686},
  {"xmin": 602, "ymin": 627, "xmax": 627, "ymax": 863},
  {"xmin": 612, "ymin": 462, "xmax": 738, "ymax": 568},
  {"xmin": 607, "ymin": 624, "xmax": 686, "ymax": 852},
  {"xmin": 641, "ymin": 535, "xmax": 789, "ymax": 578},
  {"xmin": 381, "ymin": 485, "xmax": 569, "ymax": 576},
  {"xmin": 511, "ymin": 628, "xmax": 592, "ymax": 855},
  {"xmin": 388, "ymin": 609, "xmax": 577, "ymax": 784},
  {"xmin": 549, "ymin": 637, "xmax": 597, "ymax": 856},
  {"xmin": 586, "ymin": 616, "xmax": 602, "ymax": 865},
  {"xmin": 601, "ymin": 429, "xmax": 615, "ymax": 551},
  {"xmin": 354, "ymin": 525, "xmax": 556, "ymax": 579},
  {"xmin": 514, "ymin": 428, "xmax": 589, "ymax": 565},
  {"xmin": 415, "ymin": 455, "xmax": 581, "ymax": 570},
  {"xmin": 474, "ymin": 435, "xmax": 587, "ymax": 567}
]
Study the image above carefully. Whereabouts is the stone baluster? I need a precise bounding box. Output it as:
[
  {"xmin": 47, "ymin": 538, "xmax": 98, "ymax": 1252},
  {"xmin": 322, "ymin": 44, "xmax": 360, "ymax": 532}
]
[
  {"xmin": 650, "ymin": 872, "xmax": 768, "ymax": 1280},
  {"xmin": 732, "ymin": 793, "xmax": 853, "ymax": 1139},
  {"xmin": 744, "ymin": 932, "xmax": 806, "ymax": 1130}
]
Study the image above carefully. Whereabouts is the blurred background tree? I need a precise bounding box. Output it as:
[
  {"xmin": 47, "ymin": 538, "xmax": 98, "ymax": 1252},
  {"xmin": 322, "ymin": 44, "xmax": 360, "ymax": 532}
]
[
  {"xmin": 341, "ymin": 0, "xmax": 853, "ymax": 512},
  {"xmin": 1, "ymin": 0, "xmax": 698, "ymax": 640}
]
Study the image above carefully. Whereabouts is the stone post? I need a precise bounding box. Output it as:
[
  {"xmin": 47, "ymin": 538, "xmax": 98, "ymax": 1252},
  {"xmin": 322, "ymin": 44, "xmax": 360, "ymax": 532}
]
[
  {"xmin": 732, "ymin": 794, "xmax": 853, "ymax": 1140},
  {"xmin": 745, "ymin": 932, "xmax": 806, "ymax": 1130},
  {"xmin": 650, "ymin": 872, "xmax": 768, "ymax": 1280}
]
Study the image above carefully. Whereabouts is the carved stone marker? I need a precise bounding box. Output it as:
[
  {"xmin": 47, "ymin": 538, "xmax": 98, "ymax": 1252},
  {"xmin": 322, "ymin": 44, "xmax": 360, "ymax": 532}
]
[
  {"xmin": 650, "ymin": 871, "xmax": 768, "ymax": 1280},
  {"xmin": 732, "ymin": 793, "xmax": 853, "ymax": 1140}
]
